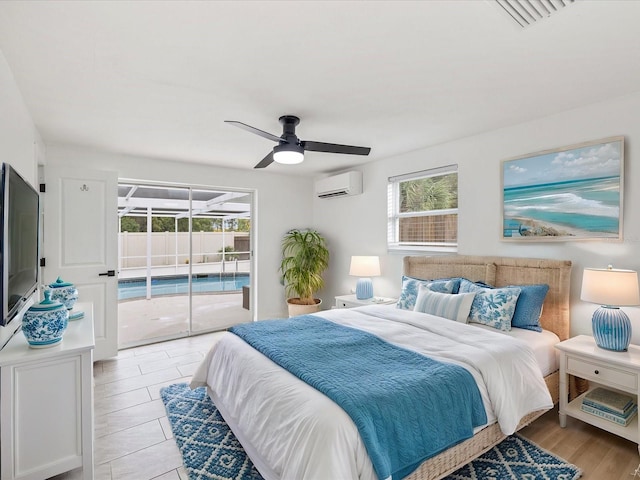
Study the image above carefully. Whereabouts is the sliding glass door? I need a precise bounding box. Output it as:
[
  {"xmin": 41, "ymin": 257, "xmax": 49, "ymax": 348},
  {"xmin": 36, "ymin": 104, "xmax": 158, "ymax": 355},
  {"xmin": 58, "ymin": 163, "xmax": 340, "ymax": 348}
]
[
  {"xmin": 190, "ymin": 188, "xmax": 252, "ymax": 333},
  {"xmin": 117, "ymin": 183, "xmax": 252, "ymax": 348}
]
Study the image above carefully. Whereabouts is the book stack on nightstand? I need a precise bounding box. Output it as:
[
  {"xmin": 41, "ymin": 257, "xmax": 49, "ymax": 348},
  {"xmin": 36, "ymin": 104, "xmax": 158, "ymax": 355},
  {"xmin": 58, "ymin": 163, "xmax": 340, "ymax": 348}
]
[{"xmin": 581, "ymin": 387, "xmax": 638, "ymax": 426}]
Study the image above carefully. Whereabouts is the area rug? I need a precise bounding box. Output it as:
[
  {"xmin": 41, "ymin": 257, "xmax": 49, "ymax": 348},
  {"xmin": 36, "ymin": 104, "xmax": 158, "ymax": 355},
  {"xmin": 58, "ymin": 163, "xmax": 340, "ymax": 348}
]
[
  {"xmin": 160, "ymin": 383, "xmax": 262, "ymax": 480},
  {"xmin": 161, "ymin": 383, "xmax": 581, "ymax": 480},
  {"xmin": 443, "ymin": 434, "xmax": 581, "ymax": 480}
]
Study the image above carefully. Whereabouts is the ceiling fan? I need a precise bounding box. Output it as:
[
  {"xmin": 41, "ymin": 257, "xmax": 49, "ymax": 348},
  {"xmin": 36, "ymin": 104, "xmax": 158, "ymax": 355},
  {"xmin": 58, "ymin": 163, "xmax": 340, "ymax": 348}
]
[{"xmin": 225, "ymin": 115, "xmax": 371, "ymax": 169}]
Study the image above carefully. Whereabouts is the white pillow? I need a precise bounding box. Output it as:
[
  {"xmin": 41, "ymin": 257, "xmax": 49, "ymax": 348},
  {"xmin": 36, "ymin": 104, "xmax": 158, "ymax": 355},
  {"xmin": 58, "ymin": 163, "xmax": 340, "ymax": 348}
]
[{"xmin": 413, "ymin": 285, "xmax": 476, "ymax": 323}]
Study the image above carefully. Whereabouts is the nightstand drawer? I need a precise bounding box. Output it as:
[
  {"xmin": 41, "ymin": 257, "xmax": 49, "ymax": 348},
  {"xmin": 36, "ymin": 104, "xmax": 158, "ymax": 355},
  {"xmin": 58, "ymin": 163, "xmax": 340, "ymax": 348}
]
[
  {"xmin": 334, "ymin": 295, "xmax": 397, "ymax": 309},
  {"xmin": 335, "ymin": 299, "xmax": 350, "ymax": 308},
  {"xmin": 567, "ymin": 355, "xmax": 637, "ymax": 390}
]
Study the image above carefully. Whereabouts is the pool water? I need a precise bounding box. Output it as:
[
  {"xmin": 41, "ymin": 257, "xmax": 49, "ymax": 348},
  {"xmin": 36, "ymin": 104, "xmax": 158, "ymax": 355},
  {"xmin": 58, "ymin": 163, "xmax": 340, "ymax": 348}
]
[{"xmin": 118, "ymin": 274, "xmax": 250, "ymax": 301}]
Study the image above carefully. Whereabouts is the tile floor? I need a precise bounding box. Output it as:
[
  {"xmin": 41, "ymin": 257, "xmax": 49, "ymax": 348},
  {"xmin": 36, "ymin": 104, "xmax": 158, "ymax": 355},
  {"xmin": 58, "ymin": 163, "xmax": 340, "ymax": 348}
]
[{"xmin": 52, "ymin": 331, "xmax": 224, "ymax": 480}]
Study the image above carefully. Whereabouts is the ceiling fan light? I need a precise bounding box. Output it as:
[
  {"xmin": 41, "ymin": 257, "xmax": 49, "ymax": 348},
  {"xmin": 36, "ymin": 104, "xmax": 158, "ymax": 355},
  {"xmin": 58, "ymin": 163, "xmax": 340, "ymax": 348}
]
[{"xmin": 273, "ymin": 144, "xmax": 304, "ymax": 165}]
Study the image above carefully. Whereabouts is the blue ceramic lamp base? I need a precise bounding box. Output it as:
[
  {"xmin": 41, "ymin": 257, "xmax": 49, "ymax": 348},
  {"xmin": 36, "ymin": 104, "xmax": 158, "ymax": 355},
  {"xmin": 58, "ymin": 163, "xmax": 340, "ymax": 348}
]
[
  {"xmin": 355, "ymin": 278, "xmax": 374, "ymax": 300},
  {"xmin": 592, "ymin": 306, "xmax": 631, "ymax": 352}
]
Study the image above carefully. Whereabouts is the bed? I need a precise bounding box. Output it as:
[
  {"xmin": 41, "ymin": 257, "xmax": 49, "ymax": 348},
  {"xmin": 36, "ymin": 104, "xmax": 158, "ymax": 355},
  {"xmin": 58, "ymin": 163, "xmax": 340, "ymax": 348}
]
[{"xmin": 191, "ymin": 255, "xmax": 572, "ymax": 480}]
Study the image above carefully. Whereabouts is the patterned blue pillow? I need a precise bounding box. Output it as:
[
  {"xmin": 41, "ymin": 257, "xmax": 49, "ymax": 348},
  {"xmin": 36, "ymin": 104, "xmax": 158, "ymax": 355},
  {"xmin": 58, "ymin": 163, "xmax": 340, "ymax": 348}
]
[
  {"xmin": 396, "ymin": 276, "xmax": 459, "ymax": 310},
  {"xmin": 461, "ymin": 280, "xmax": 549, "ymax": 332},
  {"xmin": 465, "ymin": 283, "xmax": 521, "ymax": 331},
  {"xmin": 508, "ymin": 284, "xmax": 549, "ymax": 332},
  {"xmin": 458, "ymin": 278, "xmax": 492, "ymax": 293},
  {"xmin": 413, "ymin": 285, "xmax": 476, "ymax": 323}
]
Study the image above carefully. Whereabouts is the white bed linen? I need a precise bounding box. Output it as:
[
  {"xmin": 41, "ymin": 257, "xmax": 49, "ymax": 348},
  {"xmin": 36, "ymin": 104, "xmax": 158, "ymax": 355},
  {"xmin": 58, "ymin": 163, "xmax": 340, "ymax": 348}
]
[
  {"xmin": 470, "ymin": 323, "xmax": 560, "ymax": 376},
  {"xmin": 191, "ymin": 305, "xmax": 553, "ymax": 480}
]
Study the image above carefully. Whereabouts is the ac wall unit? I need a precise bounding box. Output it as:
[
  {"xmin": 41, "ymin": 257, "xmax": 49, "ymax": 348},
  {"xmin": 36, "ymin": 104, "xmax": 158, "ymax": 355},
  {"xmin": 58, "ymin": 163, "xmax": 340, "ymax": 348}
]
[{"xmin": 315, "ymin": 171, "xmax": 363, "ymax": 199}]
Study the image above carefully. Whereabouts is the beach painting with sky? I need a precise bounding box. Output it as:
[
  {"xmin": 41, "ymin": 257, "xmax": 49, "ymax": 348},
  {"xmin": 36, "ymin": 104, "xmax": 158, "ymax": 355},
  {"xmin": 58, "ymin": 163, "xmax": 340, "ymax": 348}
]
[{"xmin": 502, "ymin": 136, "xmax": 623, "ymax": 241}]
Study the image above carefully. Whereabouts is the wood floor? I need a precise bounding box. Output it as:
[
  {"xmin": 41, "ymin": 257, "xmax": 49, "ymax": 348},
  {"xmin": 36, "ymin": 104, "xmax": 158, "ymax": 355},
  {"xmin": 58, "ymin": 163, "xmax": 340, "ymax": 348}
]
[
  {"xmin": 520, "ymin": 406, "xmax": 639, "ymax": 479},
  {"xmin": 52, "ymin": 332, "xmax": 639, "ymax": 479}
]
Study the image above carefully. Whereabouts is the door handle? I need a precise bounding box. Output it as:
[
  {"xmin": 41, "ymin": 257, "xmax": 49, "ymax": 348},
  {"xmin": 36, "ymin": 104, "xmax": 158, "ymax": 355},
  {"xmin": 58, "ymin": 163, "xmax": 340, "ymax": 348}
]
[{"xmin": 98, "ymin": 270, "xmax": 116, "ymax": 277}]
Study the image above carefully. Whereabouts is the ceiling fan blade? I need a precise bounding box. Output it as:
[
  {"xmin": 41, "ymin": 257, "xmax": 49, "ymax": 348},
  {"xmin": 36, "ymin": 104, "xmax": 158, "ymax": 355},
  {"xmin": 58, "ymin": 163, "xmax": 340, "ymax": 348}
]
[
  {"xmin": 225, "ymin": 120, "xmax": 282, "ymax": 143},
  {"xmin": 301, "ymin": 141, "xmax": 371, "ymax": 156},
  {"xmin": 254, "ymin": 151, "xmax": 275, "ymax": 169}
]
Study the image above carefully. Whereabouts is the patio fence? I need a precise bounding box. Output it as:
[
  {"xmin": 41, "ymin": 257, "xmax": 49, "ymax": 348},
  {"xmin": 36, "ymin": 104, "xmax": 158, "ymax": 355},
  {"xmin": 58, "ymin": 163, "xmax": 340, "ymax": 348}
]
[{"xmin": 119, "ymin": 232, "xmax": 250, "ymax": 277}]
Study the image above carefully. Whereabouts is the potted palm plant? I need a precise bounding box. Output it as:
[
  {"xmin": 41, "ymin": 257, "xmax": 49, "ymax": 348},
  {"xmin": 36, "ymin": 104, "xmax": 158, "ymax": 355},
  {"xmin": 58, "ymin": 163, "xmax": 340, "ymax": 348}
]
[{"xmin": 280, "ymin": 228, "xmax": 330, "ymax": 317}]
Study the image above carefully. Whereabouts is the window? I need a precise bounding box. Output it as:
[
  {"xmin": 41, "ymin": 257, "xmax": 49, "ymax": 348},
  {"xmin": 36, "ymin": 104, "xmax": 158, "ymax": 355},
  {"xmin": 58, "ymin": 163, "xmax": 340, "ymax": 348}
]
[{"xmin": 387, "ymin": 165, "xmax": 458, "ymax": 252}]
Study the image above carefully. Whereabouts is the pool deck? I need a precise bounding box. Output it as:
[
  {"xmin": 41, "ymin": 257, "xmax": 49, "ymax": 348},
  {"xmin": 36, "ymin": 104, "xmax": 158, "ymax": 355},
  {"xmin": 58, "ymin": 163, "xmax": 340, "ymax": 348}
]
[
  {"xmin": 117, "ymin": 263, "xmax": 251, "ymax": 347},
  {"xmin": 118, "ymin": 292, "xmax": 251, "ymax": 348}
]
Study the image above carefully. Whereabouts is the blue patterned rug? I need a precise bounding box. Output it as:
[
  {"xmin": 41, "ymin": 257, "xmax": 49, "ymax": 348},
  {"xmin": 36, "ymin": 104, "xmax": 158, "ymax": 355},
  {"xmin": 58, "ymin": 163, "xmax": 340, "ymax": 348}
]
[
  {"xmin": 160, "ymin": 383, "xmax": 261, "ymax": 479},
  {"xmin": 161, "ymin": 383, "xmax": 581, "ymax": 480},
  {"xmin": 443, "ymin": 434, "xmax": 581, "ymax": 480}
]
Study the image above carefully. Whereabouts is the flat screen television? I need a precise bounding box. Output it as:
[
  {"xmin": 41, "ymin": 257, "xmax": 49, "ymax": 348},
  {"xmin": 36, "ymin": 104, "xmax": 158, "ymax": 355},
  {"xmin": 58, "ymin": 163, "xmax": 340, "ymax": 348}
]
[{"xmin": 0, "ymin": 163, "xmax": 39, "ymax": 327}]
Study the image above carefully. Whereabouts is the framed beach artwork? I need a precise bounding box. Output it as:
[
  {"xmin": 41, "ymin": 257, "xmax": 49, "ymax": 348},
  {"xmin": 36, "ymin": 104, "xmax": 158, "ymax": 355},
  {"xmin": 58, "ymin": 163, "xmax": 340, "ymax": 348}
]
[{"xmin": 502, "ymin": 136, "xmax": 624, "ymax": 241}]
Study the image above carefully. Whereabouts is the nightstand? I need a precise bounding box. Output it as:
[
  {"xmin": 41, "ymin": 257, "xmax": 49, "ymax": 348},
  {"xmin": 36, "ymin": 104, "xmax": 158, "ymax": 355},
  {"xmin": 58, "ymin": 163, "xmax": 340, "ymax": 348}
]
[
  {"xmin": 555, "ymin": 335, "xmax": 640, "ymax": 454},
  {"xmin": 334, "ymin": 294, "xmax": 396, "ymax": 308}
]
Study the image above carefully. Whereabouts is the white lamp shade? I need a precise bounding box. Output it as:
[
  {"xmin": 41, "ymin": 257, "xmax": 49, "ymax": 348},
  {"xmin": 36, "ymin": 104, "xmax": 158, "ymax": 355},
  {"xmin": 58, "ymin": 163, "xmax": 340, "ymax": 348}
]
[
  {"xmin": 581, "ymin": 267, "xmax": 640, "ymax": 307},
  {"xmin": 349, "ymin": 256, "xmax": 381, "ymax": 277}
]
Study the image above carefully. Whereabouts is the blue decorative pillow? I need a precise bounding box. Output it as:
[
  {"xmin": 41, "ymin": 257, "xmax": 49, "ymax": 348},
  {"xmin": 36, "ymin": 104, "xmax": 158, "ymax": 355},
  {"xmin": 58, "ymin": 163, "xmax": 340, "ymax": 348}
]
[
  {"xmin": 396, "ymin": 276, "xmax": 459, "ymax": 310},
  {"xmin": 430, "ymin": 277, "xmax": 463, "ymax": 294},
  {"xmin": 458, "ymin": 278, "xmax": 492, "ymax": 293},
  {"xmin": 465, "ymin": 284, "xmax": 521, "ymax": 331},
  {"xmin": 461, "ymin": 280, "xmax": 549, "ymax": 332},
  {"xmin": 508, "ymin": 284, "xmax": 549, "ymax": 332},
  {"xmin": 413, "ymin": 285, "xmax": 476, "ymax": 323}
]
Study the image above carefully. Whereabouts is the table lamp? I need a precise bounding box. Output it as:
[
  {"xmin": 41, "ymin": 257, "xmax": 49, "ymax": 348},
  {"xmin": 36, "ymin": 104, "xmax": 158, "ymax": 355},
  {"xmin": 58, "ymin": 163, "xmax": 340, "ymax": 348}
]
[
  {"xmin": 349, "ymin": 256, "xmax": 381, "ymax": 300},
  {"xmin": 581, "ymin": 266, "xmax": 640, "ymax": 351}
]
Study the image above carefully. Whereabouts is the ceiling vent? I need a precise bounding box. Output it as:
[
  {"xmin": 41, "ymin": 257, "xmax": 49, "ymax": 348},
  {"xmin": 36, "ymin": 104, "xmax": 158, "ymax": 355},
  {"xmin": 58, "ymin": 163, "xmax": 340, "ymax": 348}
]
[{"xmin": 494, "ymin": 0, "xmax": 576, "ymax": 28}]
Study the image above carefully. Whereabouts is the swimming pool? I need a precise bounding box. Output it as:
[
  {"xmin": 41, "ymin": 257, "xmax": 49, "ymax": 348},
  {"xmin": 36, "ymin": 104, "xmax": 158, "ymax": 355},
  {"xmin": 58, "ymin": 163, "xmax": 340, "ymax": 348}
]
[{"xmin": 118, "ymin": 274, "xmax": 250, "ymax": 301}]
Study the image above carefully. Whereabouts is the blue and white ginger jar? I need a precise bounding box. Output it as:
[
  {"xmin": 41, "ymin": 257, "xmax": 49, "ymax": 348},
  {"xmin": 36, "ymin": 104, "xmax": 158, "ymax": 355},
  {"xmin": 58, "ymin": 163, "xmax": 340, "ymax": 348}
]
[
  {"xmin": 49, "ymin": 276, "xmax": 78, "ymax": 310},
  {"xmin": 22, "ymin": 290, "xmax": 69, "ymax": 348}
]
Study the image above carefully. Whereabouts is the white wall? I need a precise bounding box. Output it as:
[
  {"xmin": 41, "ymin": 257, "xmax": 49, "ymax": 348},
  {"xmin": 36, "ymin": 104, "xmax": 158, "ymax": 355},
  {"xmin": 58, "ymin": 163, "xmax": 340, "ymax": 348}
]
[
  {"xmin": 313, "ymin": 91, "xmax": 640, "ymax": 343},
  {"xmin": 0, "ymin": 49, "xmax": 41, "ymax": 346},
  {"xmin": 0, "ymin": 50, "xmax": 40, "ymax": 188},
  {"xmin": 44, "ymin": 145, "xmax": 313, "ymax": 319}
]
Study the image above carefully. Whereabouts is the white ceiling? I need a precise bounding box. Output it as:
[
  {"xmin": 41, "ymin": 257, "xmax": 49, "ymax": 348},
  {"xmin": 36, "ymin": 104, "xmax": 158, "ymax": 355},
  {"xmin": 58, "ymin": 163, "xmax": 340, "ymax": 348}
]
[{"xmin": 0, "ymin": 0, "xmax": 639, "ymax": 175}]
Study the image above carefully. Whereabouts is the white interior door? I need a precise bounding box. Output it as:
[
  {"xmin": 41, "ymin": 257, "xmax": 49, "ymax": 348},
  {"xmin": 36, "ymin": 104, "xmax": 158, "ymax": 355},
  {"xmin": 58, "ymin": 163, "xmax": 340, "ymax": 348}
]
[{"xmin": 43, "ymin": 166, "xmax": 118, "ymax": 360}]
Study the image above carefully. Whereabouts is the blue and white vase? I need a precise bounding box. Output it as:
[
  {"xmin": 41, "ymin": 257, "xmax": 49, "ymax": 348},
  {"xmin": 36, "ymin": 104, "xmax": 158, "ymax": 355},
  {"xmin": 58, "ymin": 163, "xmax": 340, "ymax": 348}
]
[
  {"xmin": 22, "ymin": 290, "xmax": 69, "ymax": 348},
  {"xmin": 592, "ymin": 306, "xmax": 632, "ymax": 352},
  {"xmin": 355, "ymin": 278, "xmax": 374, "ymax": 300},
  {"xmin": 49, "ymin": 276, "xmax": 79, "ymax": 310}
]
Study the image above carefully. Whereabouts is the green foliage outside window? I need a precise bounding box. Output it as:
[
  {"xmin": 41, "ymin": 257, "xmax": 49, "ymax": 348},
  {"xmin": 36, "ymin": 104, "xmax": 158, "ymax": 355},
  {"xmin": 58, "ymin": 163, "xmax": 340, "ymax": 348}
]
[
  {"xmin": 399, "ymin": 173, "xmax": 458, "ymax": 213},
  {"xmin": 120, "ymin": 216, "xmax": 141, "ymax": 232},
  {"xmin": 120, "ymin": 216, "xmax": 251, "ymax": 233}
]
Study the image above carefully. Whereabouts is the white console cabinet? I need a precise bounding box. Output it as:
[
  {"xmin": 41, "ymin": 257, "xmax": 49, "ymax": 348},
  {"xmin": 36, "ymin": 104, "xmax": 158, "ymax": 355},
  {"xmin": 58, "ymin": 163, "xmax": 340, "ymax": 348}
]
[{"xmin": 0, "ymin": 303, "xmax": 94, "ymax": 480}]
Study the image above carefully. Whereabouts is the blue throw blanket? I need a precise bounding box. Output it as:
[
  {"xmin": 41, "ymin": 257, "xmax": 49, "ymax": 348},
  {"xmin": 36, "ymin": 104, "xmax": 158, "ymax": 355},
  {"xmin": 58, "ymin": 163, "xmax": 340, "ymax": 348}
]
[{"xmin": 230, "ymin": 316, "xmax": 487, "ymax": 480}]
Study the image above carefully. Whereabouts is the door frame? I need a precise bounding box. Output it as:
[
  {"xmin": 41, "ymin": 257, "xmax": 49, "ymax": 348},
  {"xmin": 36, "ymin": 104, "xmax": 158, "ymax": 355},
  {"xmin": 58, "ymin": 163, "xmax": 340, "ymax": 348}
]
[{"xmin": 117, "ymin": 179, "xmax": 256, "ymax": 347}]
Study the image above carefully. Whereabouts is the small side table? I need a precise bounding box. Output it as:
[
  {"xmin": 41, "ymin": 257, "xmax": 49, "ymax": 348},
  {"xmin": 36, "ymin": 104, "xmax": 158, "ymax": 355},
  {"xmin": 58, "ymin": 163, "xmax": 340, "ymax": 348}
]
[
  {"xmin": 555, "ymin": 334, "xmax": 640, "ymax": 455},
  {"xmin": 334, "ymin": 294, "xmax": 397, "ymax": 308}
]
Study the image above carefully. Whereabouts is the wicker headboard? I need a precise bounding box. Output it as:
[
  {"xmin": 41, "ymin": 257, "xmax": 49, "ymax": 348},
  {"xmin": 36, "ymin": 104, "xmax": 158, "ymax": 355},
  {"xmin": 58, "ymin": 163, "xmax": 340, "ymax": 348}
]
[{"xmin": 403, "ymin": 255, "xmax": 572, "ymax": 340}]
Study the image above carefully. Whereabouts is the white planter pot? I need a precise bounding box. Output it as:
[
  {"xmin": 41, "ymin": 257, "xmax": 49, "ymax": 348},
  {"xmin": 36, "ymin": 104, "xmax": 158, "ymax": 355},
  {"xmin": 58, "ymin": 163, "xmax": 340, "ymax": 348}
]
[{"xmin": 286, "ymin": 298, "xmax": 322, "ymax": 317}]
